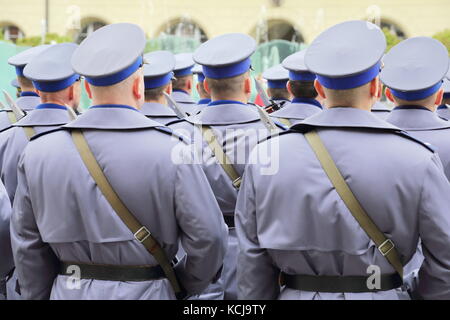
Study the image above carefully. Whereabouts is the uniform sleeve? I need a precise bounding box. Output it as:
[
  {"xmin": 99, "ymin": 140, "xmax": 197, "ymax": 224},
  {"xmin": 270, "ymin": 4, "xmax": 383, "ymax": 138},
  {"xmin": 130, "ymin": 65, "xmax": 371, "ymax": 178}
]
[
  {"xmin": 416, "ymin": 153, "xmax": 450, "ymax": 299},
  {"xmin": 173, "ymin": 145, "xmax": 228, "ymax": 295},
  {"xmin": 10, "ymin": 153, "xmax": 59, "ymax": 300},
  {"xmin": 0, "ymin": 180, "xmax": 13, "ymax": 278},
  {"xmin": 235, "ymin": 160, "xmax": 280, "ymax": 300}
]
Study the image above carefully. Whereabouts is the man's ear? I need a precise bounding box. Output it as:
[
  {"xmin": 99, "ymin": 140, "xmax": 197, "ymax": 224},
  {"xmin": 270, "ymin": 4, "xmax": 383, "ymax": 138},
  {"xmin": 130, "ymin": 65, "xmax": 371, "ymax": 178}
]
[
  {"xmin": 132, "ymin": 76, "xmax": 142, "ymax": 100},
  {"xmin": 385, "ymin": 88, "xmax": 395, "ymax": 103},
  {"xmin": 166, "ymin": 82, "xmax": 173, "ymax": 95},
  {"xmin": 435, "ymin": 89, "xmax": 444, "ymax": 106},
  {"xmin": 35, "ymin": 89, "xmax": 42, "ymax": 97},
  {"xmin": 84, "ymin": 81, "xmax": 93, "ymax": 99},
  {"xmin": 286, "ymin": 81, "xmax": 293, "ymax": 96},
  {"xmin": 369, "ymin": 77, "xmax": 381, "ymax": 99},
  {"xmin": 187, "ymin": 78, "xmax": 192, "ymax": 91},
  {"xmin": 68, "ymin": 85, "xmax": 74, "ymax": 101},
  {"xmin": 204, "ymin": 79, "xmax": 211, "ymax": 94},
  {"xmin": 244, "ymin": 77, "xmax": 251, "ymax": 94},
  {"xmin": 314, "ymin": 80, "xmax": 326, "ymax": 99}
]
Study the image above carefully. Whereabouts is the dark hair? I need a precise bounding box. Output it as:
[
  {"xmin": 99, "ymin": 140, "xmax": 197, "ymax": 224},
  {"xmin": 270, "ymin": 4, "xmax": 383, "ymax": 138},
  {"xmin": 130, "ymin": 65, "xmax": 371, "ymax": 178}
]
[
  {"xmin": 267, "ymin": 87, "xmax": 290, "ymax": 100},
  {"xmin": 144, "ymin": 84, "xmax": 169, "ymax": 101},
  {"xmin": 289, "ymin": 80, "xmax": 318, "ymax": 99}
]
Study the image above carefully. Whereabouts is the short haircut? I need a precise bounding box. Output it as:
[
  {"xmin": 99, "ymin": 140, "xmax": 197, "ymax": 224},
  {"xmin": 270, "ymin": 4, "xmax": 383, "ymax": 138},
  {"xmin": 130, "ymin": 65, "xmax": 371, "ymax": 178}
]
[
  {"xmin": 267, "ymin": 87, "xmax": 290, "ymax": 100},
  {"xmin": 206, "ymin": 72, "xmax": 247, "ymax": 96},
  {"xmin": 144, "ymin": 83, "xmax": 169, "ymax": 101},
  {"xmin": 17, "ymin": 76, "xmax": 34, "ymax": 89},
  {"xmin": 197, "ymin": 81, "xmax": 210, "ymax": 98},
  {"xmin": 172, "ymin": 75, "xmax": 192, "ymax": 91},
  {"xmin": 289, "ymin": 80, "xmax": 318, "ymax": 99}
]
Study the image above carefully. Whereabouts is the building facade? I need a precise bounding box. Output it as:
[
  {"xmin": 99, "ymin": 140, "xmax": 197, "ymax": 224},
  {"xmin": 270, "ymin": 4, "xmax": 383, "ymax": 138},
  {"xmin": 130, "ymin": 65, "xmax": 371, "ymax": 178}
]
[{"xmin": 0, "ymin": 0, "xmax": 449, "ymax": 44}]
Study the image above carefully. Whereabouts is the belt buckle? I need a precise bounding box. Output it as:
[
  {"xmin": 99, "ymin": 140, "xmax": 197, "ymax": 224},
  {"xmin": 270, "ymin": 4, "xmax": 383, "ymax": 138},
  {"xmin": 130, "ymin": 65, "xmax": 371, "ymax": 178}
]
[
  {"xmin": 378, "ymin": 239, "xmax": 395, "ymax": 257},
  {"xmin": 232, "ymin": 177, "xmax": 241, "ymax": 189},
  {"xmin": 134, "ymin": 226, "xmax": 151, "ymax": 243}
]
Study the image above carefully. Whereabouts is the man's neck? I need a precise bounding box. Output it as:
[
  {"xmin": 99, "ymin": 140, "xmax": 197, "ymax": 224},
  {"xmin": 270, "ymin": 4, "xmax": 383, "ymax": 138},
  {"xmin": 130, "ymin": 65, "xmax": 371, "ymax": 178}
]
[
  {"xmin": 211, "ymin": 95, "xmax": 247, "ymax": 104},
  {"xmin": 145, "ymin": 97, "xmax": 166, "ymax": 105}
]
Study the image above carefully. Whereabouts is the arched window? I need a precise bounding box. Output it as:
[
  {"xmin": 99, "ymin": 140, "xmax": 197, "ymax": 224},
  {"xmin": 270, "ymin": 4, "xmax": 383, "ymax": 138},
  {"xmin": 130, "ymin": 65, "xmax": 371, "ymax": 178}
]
[
  {"xmin": 75, "ymin": 19, "xmax": 107, "ymax": 43},
  {"xmin": 2, "ymin": 25, "xmax": 24, "ymax": 43},
  {"xmin": 160, "ymin": 17, "xmax": 208, "ymax": 43},
  {"xmin": 253, "ymin": 19, "xmax": 304, "ymax": 44}
]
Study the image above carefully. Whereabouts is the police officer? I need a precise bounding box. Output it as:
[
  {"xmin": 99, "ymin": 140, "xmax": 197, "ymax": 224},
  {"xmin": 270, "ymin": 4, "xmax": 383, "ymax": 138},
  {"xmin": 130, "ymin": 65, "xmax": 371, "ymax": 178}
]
[
  {"xmin": 10, "ymin": 23, "xmax": 227, "ymax": 300},
  {"xmin": 383, "ymin": 37, "xmax": 450, "ymax": 179},
  {"xmin": 262, "ymin": 64, "xmax": 291, "ymax": 107},
  {"xmin": 192, "ymin": 64, "xmax": 211, "ymax": 112},
  {"xmin": 270, "ymin": 50, "xmax": 323, "ymax": 127},
  {"xmin": 436, "ymin": 76, "xmax": 450, "ymax": 120},
  {"xmin": 140, "ymin": 51, "xmax": 179, "ymax": 125},
  {"xmin": 0, "ymin": 181, "xmax": 12, "ymax": 300},
  {"xmin": 2, "ymin": 45, "xmax": 51, "ymax": 132},
  {"xmin": 169, "ymin": 33, "xmax": 283, "ymax": 300},
  {"xmin": 236, "ymin": 20, "xmax": 450, "ymax": 300},
  {"xmin": 171, "ymin": 53, "xmax": 198, "ymax": 116},
  {"xmin": 0, "ymin": 43, "xmax": 81, "ymax": 301}
]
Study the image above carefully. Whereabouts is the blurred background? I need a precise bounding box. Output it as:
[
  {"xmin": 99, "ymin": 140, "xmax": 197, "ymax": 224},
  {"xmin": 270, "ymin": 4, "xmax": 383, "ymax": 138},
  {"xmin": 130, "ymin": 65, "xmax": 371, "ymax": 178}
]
[{"xmin": 0, "ymin": 0, "xmax": 449, "ymax": 107}]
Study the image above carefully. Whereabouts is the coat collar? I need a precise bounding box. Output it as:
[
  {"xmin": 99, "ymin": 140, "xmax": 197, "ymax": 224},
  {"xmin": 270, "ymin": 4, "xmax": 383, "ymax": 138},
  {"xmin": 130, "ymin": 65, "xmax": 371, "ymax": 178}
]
[
  {"xmin": 63, "ymin": 104, "xmax": 161, "ymax": 130},
  {"xmin": 140, "ymin": 102, "xmax": 177, "ymax": 117},
  {"xmin": 186, "ymin": 100, "xmax": 260, "ymax": 125},
  {"xmin": 171, "ymin": 90, "xmax": 195, "ymax": 104},
  {"xmin": 295, "ymin": 107, "xmax": 400, "ymax": 131},
  {"xmin": 14, "ymin": 103, "xmax": 70, "ymax": 127},
  {"xmin": 16, "ymin": 95, "xmax": 41, "ymax": 111},
  {"xmin": 386, "ymin": 105, "xmax": 450, "ymax": 131},
  {"xmin": 372, "ymin": 101, "xmax": 391, "ymax": 112},
  {"xmin": 271, "ymin": 99, "xmax": 322, "ymax": 120}
]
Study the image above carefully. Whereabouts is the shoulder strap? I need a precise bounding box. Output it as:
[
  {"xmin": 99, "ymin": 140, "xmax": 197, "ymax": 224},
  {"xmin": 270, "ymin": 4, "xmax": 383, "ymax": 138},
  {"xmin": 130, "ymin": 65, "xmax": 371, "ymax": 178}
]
[
  {"xmin": 198, "ymin": 125, "xmax": 242, "ymax": 189},
  {"xmin": 22, "ymin": 126, "xmax": 36, "ymax": 140},
  {"xmin": 278, "ymin": 118, "xmax": 292, "ymax": 127},
  {"xmin": 70, "ymin": 129, "xmax": 185, "ymax": 298},
  {"xmin": 304, "ymin": 130, "xmax": 403, "ymax": 278},
  {"xmin": 6, "ymin": 111, "xmax": 17, "ymax": 125}
]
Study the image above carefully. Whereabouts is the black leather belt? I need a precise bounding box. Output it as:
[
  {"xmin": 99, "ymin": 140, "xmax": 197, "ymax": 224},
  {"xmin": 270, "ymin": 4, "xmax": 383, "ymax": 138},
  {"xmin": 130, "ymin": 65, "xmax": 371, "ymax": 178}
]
[
  {"xmin": 224, "ymin": 215, "xmax": 235, "ymax": 228},
  {"xmin": 59, "ymin": 261, "xmax": 166, "ymax": 282},
  {"xmin": 280, "ymin": 272, "xmax": 402, "ymax": 293}
]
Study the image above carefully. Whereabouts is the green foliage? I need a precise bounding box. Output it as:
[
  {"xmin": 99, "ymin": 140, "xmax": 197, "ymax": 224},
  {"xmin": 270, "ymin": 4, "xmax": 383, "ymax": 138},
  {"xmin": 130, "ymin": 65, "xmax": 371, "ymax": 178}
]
[
  {"xmin": 16, "ymin": 33, "xmax": 73, "ymax": 47},
  {"xmin": 383, "ymin": 27, "xmax": 401, "ymax": 52},
  {"xmin": 433, "ymin": 29, "xmax": 450, "ymax": 56}
]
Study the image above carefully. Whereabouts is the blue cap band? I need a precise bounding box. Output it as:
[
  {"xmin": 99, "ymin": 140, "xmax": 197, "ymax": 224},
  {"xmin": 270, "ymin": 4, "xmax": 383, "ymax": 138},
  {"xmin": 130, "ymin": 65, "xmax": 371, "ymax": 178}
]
[
  {"xmin": 15, "ymin": 66, "xmax": 25, "ymax": 77},
  {"xmin": 197, "ymin": 73, "xmax": 205, "ymax": 83},
  {"xmin": 317, "ymin": 61, "xmax": 381, "ymax": 90},
  {"xmin": 174, "ymin": 66, "xmax": 193, "ymax": 77},
  {"xmin": 289, "ymin": 71, "xmax": 316, "ymax": 82},
  {"xmin": 32, "ymin": 74, "xmax": 80, "ymax": 93},
  {"xmin": 86, "ymin": 56, "xmax": 143, "ymax": 87},
  {"xmin": 203, "ymin": 58, "xmax": 251, "ymax": 79},
  {"xmin": 144, "ymin": 72, "xmax": 173, "ymax": 90},
  {"xmin": 390, "ymin": 81, "xmax": 443, "ymax": 101},
  {"xmin": 268, "ymin": 80, "xmax": 288, "ymax": 89}
]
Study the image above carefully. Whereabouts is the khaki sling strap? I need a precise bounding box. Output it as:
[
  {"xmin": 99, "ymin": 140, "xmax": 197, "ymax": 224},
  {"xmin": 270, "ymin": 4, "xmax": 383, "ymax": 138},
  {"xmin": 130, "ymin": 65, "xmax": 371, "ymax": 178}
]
[
  {"xmin": 304, "ymin": 130, "xmax": 403, "ymax": 278},
  {"xmin": 6, "ymin": 111, "xmax": 35, "ymax": 139},
  {"xmin": 199, "ymin": 125, "xmax": 242, "ymax": 189},
  {"xmin": 278, "ymin": 118, "xmax": 292, "ymax": 128},
  {"xmin": 71, "ymin": 130, "xmax": 185, "ymax": 298}
]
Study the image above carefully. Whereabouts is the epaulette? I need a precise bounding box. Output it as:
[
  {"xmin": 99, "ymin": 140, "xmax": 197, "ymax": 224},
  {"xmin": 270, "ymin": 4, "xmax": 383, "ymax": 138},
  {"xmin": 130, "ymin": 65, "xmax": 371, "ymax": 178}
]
[
  {"xmin": 166, "ymin": 118, "xmax": 186, "ymax": 127},
  {"xmin": 256, "ymin": 127, "xmax": 295, "ymax": 145},
  {"xmin": 154, "ymin": 126, "xmax": 190, "ymax": 144},
  {"xmin": 30, "ymin": 127, "xmax": 64, "ymax": 141},
  {"xmin": 394, "ymin": 130, "xmax": 436, "ymax": 153}
]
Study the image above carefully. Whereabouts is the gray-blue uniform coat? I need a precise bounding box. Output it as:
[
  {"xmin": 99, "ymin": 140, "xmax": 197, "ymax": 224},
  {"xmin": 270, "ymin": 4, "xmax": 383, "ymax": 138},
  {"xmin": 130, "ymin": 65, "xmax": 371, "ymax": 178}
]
[
  {"xmin": 0, "ymin": 180, "xmax": 11, "ymax": 300},
  {"xmin": 171, "ymin": 90, "xmax": 200, "ymax": 116},
  {"xmin": 0, "ymin": 104, "xmax": 72, "ymax": 300},
  {"xmin": 371, "ymin": 101, "xmax": 392, "ymax": 120},
  {"xmin": 0, "ymin": 93, "xmax": 41, "ymax": 132},
  {"xmin": 10, "ymin": 105, "xmax": 228, "ymax": 300},
  {"xmin": 236, "ymin": 107, "xmax": 450, "ymax": 300},
  {"xmin": 140, "ymin": 102, "xmax": 179, "ymax": 125},
  {"xmin": 437, "ymin": 105, "xmax": 450, "ymax": 120},
  {"xmin": 271, "ymin": 98, "xmax": 322, "ymax": 126},
  {"xmin": 169, "ymin": 101, "xmax": 281, "ymax": 299}
]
